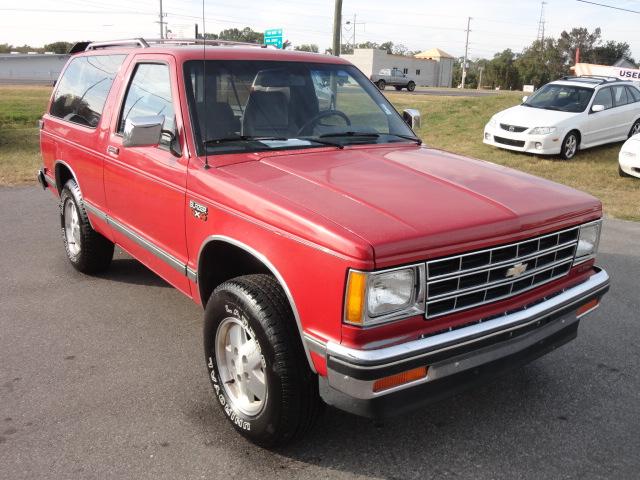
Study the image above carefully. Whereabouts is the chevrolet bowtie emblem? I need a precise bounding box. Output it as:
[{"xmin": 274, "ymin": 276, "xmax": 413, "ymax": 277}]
[{"xmin": 506, "ymin": 262, "xmax": 528, "ymax": 278}]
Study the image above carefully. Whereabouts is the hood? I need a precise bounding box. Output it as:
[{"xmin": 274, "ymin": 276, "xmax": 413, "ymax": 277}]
[
  {"xmin": 221, "ymin": 145, "xmax": 601, "ymax": 264},
  {"xmin": 496, "ymin": 105, "xmax": 577, "ymax": 128}
]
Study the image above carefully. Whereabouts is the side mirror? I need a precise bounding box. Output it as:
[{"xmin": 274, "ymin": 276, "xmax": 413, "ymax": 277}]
[
  {"xmin": 402, "ymin": 108, "xmax": 421, "ymax": 130},
  {"xmin": 591, "ymin": 104, "xmax": 605, "ymax": 113},
  {"xmin": 123, "ymin": 115, "xmax": 165, "ymax": 148},
  {"xmin": 522, "ymin": 96, "xmax": 528, "ymax": 103}
]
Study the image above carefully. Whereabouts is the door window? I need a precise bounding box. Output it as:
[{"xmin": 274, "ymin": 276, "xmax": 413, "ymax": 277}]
[
  {"xmin": 612, "ymin": 86, "xmax": 629, "ymax": 107},
  {"xmin": 593, "ymin": 88, "xmax": 613, "ymax": 110},
  {"xmin": 119, "ymin": 63, "xmax": 175, "ymax": 147},
  {"xmin": 626, "ymin": 86, "xmax": 640, "ymax": 103},
  {"xmin": 50, "ymin": 55, "xmax": 126, "ymax": 128}
]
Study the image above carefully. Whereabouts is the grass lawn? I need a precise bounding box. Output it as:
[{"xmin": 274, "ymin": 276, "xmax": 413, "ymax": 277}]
[
  {"xmin": 0, "ymin": 85, "xmax": 638, "ymax": 221},
  {"xmin": 0, "ymin": 85, "xmax": 51, "ymax": 185}
]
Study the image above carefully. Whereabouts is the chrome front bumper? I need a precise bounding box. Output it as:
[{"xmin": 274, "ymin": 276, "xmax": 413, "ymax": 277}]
[{"xmin": 311, "ymin": 268, "xmax": 610, "ymax": 418}]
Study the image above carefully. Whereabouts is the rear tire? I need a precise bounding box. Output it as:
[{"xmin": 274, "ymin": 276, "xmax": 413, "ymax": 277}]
[
  {"xmin": 407, "ymin": 81, "xmax": 416, "ymax": 92},
  {"xmin": 60, "ymin": 179, "xmax": 114, "ymax": 273},
  {"xmin": 394, "ymin": 86, "xmax": 402, "ymax": 91},
  {"xmin": 560, "ymin": 131, "xmax": 579, "ymax": 160},
  {"xmin": 376, "ymin": 79, "xmax": 386, "ymax": 90},
  {"xmin": 203, "ymin": 274, "xmax": 323, "ymax": 447}
]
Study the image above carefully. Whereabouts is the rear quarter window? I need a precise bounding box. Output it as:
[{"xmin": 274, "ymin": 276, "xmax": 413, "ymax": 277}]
[{"xmin": 50, "ymin": 55, "xmax": 126, "ymax": 128}]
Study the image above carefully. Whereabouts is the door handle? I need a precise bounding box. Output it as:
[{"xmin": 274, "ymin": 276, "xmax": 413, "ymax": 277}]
[{"xmin": 107, "ymin": 145, "xmax": 119, "ymax": 155}]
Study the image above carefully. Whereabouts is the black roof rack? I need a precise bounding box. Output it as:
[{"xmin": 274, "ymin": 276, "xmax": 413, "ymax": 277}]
[
  {"xmin": 81, "ymin": 37, "xmax": 267, "ymax": 51},
  {"xmin": 560, "ymin": 75, "xmax": 624, "ymax": 84}
]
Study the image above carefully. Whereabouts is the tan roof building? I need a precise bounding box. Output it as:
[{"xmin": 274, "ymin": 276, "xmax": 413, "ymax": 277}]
[{"xmin": 415, "ymin": 48, "xmax": 455, "ymax": 60}]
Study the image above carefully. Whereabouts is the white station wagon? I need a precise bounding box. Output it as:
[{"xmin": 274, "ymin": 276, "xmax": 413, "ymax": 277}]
[{"xmin": 484, "ymin": 76, "xmax": 640, "ymax": 159}]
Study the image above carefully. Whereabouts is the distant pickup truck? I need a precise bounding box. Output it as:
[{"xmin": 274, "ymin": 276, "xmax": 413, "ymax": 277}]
[{"xmin": 370, "ymin": 68, "xmax": 416, "ymax": 91}]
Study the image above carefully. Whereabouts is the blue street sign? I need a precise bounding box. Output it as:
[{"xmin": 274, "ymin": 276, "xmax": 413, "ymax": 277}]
[{"xmin": 264, "ymin": 28, "xmax": 283, "ymax": 49}]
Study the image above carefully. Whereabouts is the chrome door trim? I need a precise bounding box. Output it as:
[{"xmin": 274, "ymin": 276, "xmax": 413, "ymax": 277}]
[{"xmin": 83, "ymin": 199, "xmax": 190, "ymax": 277}]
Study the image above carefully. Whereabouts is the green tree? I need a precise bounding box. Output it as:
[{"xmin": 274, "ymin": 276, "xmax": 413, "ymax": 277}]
[
  {"xmin": 294, "ymin": 44, "xmax": 319, "ymax": 53},
  {"xmin": 485, "ymin": 49, "xmax": 520, "ymax": 90},
  {"xmin": 379, "ymin": 41, "xmax": 394, "ymax": 54},
  {"xmin": 516, "ymin": 38, "xmax": 565, "ymax": 88},
  {"xmin": 216, "ymin": 27, "xmax": 263, "ymax": 43},
  {"xmin": 592, "ymin": 40, "xmax": 635, "ymax": 65},
  {"xmin": 43, "ymin": 41, "xmax": 74, "ymax": 54},
  {"xmin": 557, "ymin": 27, "xmax": 601, "ymax": 66}
]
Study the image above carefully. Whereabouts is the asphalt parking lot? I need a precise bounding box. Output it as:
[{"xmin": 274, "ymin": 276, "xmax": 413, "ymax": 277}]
[{"xmin": 1, "ymin": 186, "xmax": 639, "ymax": 480}]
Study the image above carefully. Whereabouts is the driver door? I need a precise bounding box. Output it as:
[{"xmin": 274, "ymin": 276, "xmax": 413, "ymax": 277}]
[{"xmin": 103, "ymin": 55, "xmax": 190, "ymax": 294}]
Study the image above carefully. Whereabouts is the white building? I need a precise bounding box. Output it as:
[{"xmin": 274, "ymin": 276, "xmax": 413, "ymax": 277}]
[
  {"xmin": 343, "ymin": 48, "xmax": 455, "ymax": 87},
  {"xmin": 0, "ymin": 53, "xmax": 69, "ymax": 84}
]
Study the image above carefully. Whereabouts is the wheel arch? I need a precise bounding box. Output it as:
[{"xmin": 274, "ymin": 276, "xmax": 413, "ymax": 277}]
[
  {"xmin": 568, "ymin": 128, "xmax": 582, "ymax": 146},
  {"xmin": 54, "ymin": 160, "xmax": 80, "ymax": 194},
  {"xmin": 196, "ymin": 235, "xmax": 316, "ymax": 373}
]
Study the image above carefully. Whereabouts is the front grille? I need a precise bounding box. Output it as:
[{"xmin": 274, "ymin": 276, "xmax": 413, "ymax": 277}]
[
  {"xmin": 494, "ymin": 136, "xmax": 525, "ymax": 147},
  {"xmin": 500, "ymin": 123, "xmax": 528, "ymax": 133},
  {"xmin": 425, "ymin": 226, "xmax": 580, "ymax": 319}
]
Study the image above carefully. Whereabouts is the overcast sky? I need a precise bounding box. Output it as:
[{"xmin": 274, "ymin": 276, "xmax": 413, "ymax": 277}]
[{"xmin": 1, "ymin": 0, "xmax": 640, "ymax": 60}]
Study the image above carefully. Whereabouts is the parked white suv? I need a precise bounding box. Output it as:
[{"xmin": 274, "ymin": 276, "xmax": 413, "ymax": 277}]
[{"xmin": 484, "ymin": 76, "xmax": 640, "ymax": 159}]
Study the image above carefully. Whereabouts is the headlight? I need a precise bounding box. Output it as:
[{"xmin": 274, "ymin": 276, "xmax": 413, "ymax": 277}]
[
  {"xmin": 344, "ymin": 265, "xmax": 425, "ymax": 327},
  {"xmin": 620, "ymin": 151, "xmax": 636, "ymax": 158},
  {"xmin": 574, "ymin": 221, "xmax": 601, "ymax": 264},
  {"xmin": 530, "ymin": 127, "xmax": 556, "ymax": 135},
  {"xmin": 487, "ymin": 116, "xmax": 498, "ymax": 127}
]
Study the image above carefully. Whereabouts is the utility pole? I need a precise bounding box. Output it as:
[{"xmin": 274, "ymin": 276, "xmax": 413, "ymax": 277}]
[
  {"xmin": 159, "ymin": 0, "xmax": 164, "ymax": 39},
  {"xmin": 461, "ymin": 17, "xmax": 471, "ymax": 89},
  {"xmin": 332, "ymin": 0, "xmax": 343, "ymax": 56},
  {"xmin": 343, "ymin": 14, "xmax": 365, "ymax": 51}
]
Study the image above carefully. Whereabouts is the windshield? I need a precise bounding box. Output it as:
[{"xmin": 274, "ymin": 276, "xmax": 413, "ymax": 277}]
[
  {"xmin": 523, "ymin": 84, "xmax": 594, "ymax": 113},
  {"xmin": 183, "ymin": 60, "xmax": 417, "ymax": 155}
]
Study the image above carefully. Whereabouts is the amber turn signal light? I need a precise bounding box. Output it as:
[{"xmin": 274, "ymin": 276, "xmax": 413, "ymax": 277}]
[
  {"xmin": 372, "ymin": 366, "xmax": 428, "ymax": 393},
  {"xmin": 345, "ymin": 271, "xmax": 367, "ymax": 325},
  {"xmin": 576, "ymin": 298, "xmax": 599, "ymax": 317}
]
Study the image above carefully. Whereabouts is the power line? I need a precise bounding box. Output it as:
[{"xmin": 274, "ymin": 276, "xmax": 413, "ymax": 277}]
[{"xmin": 576, "ymin": 0, "xmax": 640, "ymax": 14}]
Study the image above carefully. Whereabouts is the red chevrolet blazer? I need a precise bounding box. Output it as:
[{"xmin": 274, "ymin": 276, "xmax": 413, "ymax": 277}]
[{"xmin": 37, "ymin": 38, "xmax": 610, "ymax": 447}]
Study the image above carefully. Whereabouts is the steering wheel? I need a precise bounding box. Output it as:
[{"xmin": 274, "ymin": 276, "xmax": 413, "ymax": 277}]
[{"xmin": 297, "ymin": 110, "xmax": 351, "ymax": 136}]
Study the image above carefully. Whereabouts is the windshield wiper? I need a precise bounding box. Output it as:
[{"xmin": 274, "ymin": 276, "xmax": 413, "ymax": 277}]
[
  {"xmin": 205, "ymin": 135, "xmax": 345, "ymax": 150},
  {"xmin": 203, "ymin": 135, "xmax": 288, "ymax": 145},
  {"xmin": 319, "ymin": 131, "xmax": 422, "ymax": 145}
]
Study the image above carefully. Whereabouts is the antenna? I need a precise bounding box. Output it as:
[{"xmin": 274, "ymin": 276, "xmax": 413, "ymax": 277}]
[
  {"xmin": 536, "ymin": 1, "xmax": 547, "ymax": 43},
  {"xmin": 202, "ymin": 0, "xmax": 209, "ymax": 169}
]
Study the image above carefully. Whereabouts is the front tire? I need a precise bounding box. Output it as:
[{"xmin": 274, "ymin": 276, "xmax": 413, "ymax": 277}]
[
  {"xmin": 203, "ymin": 274, "xmax": 323, "ymax": 447},
  {"xmin": 629, "ymin": 119, "xmax": 640, "ymax": 138},
  {"xmin": 407, "ymin": 81, "xmax": 416, "ymax": 92},
  {"xmin": 560, "ymin": 131, "xmax": 579, "ymax": 160},
  {"xmin": 60, "ymin": 179, "xmax": 114, "ymax": 273}
]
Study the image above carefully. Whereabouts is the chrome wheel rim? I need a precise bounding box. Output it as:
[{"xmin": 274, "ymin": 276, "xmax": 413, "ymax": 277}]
[
  {"xmin": 632, "ymin": 122, "xmax": 640, "ymax": 136},
  {"xmin": 64, "ymin": 199, "xmax": 81, "ymax": 256},
  {"xmin": 215, "ymin": 317, "xmax": 266, "ymax": 416},
  {"xmin": 565, "ymin": 135, "xmax": 577, "ymax": 158}
]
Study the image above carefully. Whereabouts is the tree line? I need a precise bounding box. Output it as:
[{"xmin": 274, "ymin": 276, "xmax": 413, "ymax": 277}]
[{"xmin": 454, "ymin": 27, "xmax": 634, "ymax": 90}]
